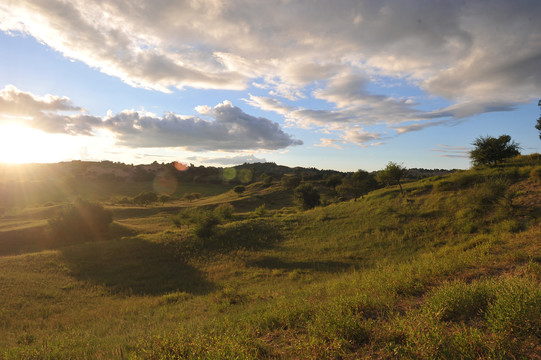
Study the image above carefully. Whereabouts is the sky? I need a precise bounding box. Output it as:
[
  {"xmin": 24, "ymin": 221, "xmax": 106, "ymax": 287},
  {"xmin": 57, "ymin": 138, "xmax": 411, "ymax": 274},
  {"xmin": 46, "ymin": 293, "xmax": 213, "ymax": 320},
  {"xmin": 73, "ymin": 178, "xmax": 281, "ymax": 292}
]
[{"xmin": 0, "ymin": 0, "xmax": 540, "ymax": 172}]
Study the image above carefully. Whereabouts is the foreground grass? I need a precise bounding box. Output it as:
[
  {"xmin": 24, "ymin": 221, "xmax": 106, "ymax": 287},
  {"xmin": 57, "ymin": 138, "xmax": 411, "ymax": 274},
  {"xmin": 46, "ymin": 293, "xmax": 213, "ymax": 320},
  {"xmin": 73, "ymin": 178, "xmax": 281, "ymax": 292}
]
[{"xmin": 1, "ymin": 156, "xmax": 540, "ymax": 358}]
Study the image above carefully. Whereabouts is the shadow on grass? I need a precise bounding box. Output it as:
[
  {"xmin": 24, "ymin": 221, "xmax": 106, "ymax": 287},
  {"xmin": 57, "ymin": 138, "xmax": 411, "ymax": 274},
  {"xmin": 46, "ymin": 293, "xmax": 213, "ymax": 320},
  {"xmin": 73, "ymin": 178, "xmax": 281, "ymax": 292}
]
[
  {"xmin": 60, "ymin": 237, "xmax": 214, "ymax": 296},
  {"xmin": 0, "ymin": 226, "xmax": 48, "ymax": 256},
  {"xmin": 247, "ymin": 256, "xmax": 353, "ymax": 272}
]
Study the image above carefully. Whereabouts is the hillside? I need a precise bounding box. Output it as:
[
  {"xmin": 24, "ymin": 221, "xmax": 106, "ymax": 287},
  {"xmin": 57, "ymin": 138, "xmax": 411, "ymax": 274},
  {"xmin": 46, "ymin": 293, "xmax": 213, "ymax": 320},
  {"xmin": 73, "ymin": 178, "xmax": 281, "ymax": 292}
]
[{"xmin": 0, "ymin": 155, "xmax": 540, "ymax": 359}]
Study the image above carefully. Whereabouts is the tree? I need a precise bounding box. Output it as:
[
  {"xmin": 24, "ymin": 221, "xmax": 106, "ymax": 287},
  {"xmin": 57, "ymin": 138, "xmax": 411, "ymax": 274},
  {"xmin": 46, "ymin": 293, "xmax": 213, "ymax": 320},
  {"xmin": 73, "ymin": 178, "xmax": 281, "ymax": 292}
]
[
  {"xmin": 158, "ymin": 194, "xmax": 171, "ymax": 204},
  {"xmin": 325, "ymin": 174, "xmax": 343, "ymax": 189},
  {"xmin": 470, "ymin": 135, "xmax": 520, "ymax": 167},
  {"xmin": 376, "ymin": 162, "xmax": 407, "ymax": 194},
  {"xmin": 294, "ymin": 183, "xmax": 320, "ymax": 210},
  {"xmin": 133, "ymin": 191, "xmax": 158, "ymax": 205},
  {"xmin": 337, "ymin": 170, "xmax": 378, "ymax": 200},
  {"xmin": 281, "ymin": 174, "xmax": 301, "ymax": 189}
]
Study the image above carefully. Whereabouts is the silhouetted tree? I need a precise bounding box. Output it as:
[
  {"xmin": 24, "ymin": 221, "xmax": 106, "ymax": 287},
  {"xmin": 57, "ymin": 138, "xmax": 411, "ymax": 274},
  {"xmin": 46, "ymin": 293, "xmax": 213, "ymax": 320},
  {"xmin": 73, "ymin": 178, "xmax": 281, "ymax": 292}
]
[{"xmin": 470, "ymin": 135, "xmax": 520, "ymax": 167}]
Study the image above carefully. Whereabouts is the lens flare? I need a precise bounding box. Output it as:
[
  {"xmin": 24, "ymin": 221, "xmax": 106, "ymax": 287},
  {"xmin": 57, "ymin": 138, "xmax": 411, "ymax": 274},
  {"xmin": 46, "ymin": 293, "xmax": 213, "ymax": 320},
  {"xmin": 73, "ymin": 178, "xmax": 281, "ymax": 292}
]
[
  {"xmin": 222, "ymin": 167, "xmax": 237, "ymax": 181},
  {"xmin": 238, "ymin": 169, "xmax": 253, "ymax": 183},
  {"xmin": 174, "ymin": 161, "xmax": 188, "ymax": 171}
]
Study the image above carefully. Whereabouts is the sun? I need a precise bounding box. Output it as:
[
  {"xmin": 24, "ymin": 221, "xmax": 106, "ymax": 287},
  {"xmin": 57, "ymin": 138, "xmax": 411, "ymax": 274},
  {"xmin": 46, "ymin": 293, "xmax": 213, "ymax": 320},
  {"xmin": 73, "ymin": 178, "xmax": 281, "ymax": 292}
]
[{"xmin": 0, "ymin": 124, "xmax": 78, "ymax": 164}]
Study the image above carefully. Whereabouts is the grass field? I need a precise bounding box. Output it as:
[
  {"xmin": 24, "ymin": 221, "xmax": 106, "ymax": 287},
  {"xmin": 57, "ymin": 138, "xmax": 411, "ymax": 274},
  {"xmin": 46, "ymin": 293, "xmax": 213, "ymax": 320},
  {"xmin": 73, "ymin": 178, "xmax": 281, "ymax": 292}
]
[{"xmin": 1, "ymin": 156, "xmax": 540, "ymax": 359}]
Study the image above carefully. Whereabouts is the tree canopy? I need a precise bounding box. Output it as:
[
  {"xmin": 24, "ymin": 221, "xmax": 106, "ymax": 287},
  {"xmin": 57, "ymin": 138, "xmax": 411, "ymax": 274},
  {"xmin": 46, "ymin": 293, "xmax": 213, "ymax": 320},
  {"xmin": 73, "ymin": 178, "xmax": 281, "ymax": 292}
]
[
  {"xmin": 469, "ymin": 135, "xmax": 520, "ymax": 167},
  {"xmin": 376, "ymin": 162, "xmax": 407, "ymax": 193},
  {"xmin": 294, "ymin": 183, "xmax": 320, "ymax": 210}
]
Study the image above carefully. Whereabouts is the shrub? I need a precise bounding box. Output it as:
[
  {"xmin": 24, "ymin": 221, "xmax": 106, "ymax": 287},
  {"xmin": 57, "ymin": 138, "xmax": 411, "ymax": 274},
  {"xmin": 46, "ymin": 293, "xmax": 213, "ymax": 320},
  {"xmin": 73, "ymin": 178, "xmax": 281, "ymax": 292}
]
[
  {"xmin": 158, "ymin": 194, "xmax": 171, "ymax": 204},
  {"xmin": 192, "ymin": 211, "xmax": 220, "ymax": 239},
  {"xmin": 486, "ymin": 276, "xmax": 541, "ymax": 339},
  {"xmin": 182, "ymin": 192, "xmax": 201, "ymax": 202},
  {"xmin": 233, "ymin": 185, "xmax": 246, "ymax": 196},
  {"xmin": 254, "ymin": 204, "xmax": 267, "ymax": 217},
  {"xmin": 214, "ymin": 203, "xmax": 235, "ymax": 221},
  {"xmin": 133, "ymin": 191, "xmax": 158, "ymax": 205},
  {"xmin": 530, "ymin": 166, "xmax": 541, "ymax": 182},
  {"xmin": 294, "ymin": 183, "xmax": 320, "ymax": 210},
  {"xmin": 425, "ymin": 280, "xmax": 495, "ymax": 322},
  {"xmin": 48, "ymin": 199, "xmax": 112, "ymax": 243}
]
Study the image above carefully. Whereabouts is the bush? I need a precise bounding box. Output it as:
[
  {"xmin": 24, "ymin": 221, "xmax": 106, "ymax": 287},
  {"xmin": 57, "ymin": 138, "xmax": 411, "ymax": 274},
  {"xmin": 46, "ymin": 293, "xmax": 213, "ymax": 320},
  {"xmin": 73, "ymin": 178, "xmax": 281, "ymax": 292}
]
[
  {"xmin": 530, "ymin": 166, "xmax": 541, "ymax": 182},
  {"xmin": 425, "ymin": 280, "xmax": 495, "ymax": 322},
  {"xmin": 133, "ymin": 191, "xmax": 158, "ymax": 205},
  {"xmin": 48, "ymin": 199, "xmax": 112, "ymax": 243},
  {"xmin": 294, "ymin": 183, "xmax": 320, "ymax": 210},
  {"xmin": 254, "ymin": 204, "xmax": 267, "ymax": 217},
  {"xmin": 214, "ymin": 203, "xmax": 235, "ymax": 221},
  {"xmin": 233, "ymin": 185, "xmax": 246, "ymax": 196},
  {"xmin": 486, "ymin": 276, "xmax": 541, "ymax": 339},
  {"xmin": 192, "ymin": 212, "xmax": 220, "ymax": 239},
  {"xmin": 182, "ymin": 192, "xmax": 202, "ymax": 202}
]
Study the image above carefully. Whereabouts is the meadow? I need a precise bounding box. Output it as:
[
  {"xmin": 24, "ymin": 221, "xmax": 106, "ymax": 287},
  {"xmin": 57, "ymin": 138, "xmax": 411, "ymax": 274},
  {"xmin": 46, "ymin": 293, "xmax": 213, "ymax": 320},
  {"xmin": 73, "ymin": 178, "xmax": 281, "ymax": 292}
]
[{"xmin": 0, "ymin": 156, "xmax": 540, "ymax": 359}]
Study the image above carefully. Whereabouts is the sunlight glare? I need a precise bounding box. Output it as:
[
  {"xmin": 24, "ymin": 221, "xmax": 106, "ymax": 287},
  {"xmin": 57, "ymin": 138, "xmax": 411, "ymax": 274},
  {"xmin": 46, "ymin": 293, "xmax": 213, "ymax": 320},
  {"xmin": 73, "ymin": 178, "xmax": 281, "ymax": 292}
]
[{"xmin": 0, "ymin": 124, "xmax": 79, "ymax": 164}]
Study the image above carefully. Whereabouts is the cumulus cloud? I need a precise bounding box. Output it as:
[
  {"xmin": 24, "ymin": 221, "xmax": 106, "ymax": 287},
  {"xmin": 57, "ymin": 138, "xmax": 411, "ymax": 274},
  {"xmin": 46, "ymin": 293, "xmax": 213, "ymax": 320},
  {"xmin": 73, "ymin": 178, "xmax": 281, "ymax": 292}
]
[
  {"xmin": 1, "ymin": 0, "xmax": 540, "ymax": 141},
  {"xmin": 102, "ymin": 101, "xmax": 303, "ymax": 151},
  {"xmin": 0, "ymin": 85, "xmax": 302, "ymax": 151}
]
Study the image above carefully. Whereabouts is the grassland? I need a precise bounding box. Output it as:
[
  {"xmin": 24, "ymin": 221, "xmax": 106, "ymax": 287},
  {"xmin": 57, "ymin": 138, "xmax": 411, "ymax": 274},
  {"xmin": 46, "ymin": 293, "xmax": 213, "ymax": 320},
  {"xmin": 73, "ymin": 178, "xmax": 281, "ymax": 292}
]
[{"xmin": 0, "ymin": 156, "xmax": 540, "ymax": 359}]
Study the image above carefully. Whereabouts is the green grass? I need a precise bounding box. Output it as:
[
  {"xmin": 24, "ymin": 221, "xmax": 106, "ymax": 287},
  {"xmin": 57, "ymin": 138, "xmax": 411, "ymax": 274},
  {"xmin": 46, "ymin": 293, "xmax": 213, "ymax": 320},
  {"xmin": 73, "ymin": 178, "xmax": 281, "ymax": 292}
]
[{"xmin": 0, "ymin": 156, "xmax": 540, "ymax": 358}]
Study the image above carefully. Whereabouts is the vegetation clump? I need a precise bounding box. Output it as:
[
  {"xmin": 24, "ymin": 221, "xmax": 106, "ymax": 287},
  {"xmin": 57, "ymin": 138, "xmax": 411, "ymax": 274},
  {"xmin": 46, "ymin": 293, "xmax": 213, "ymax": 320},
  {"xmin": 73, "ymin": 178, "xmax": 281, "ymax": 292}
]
[
  {"xmin": 376, "ymin": 161, "xmax": 407, "ymax": 194},
  {"xmin": 470, "ymin": 134, "xmax": 520, "ymax": 167},
  {"xmin": 294, "ymin": 183, "xmax": 320, "ymax": 209},
  {"xmin": 133, "ymin": 191, "xmax": 158, "ymax": 205},
  {"xmin": 48, "ymin": 198, "xmax": 112, "ymax": 243}
]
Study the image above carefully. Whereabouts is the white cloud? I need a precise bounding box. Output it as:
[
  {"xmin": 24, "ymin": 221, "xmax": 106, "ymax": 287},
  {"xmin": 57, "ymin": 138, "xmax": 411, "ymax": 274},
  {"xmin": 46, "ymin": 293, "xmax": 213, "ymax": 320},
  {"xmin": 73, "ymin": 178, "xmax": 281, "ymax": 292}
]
[
  {"xmin": 1, "ymin": 0, "xmax": 540, "ymax": 141},
  {"xmin": 0, "ymin": 85, "xmax": 302, "ymax": 151}
]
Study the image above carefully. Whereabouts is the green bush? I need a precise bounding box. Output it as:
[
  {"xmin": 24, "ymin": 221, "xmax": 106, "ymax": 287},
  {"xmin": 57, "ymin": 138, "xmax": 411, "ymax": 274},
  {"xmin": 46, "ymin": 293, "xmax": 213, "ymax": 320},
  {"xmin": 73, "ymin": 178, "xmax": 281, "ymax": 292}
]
[
  {"xmin": 294, "ymin": 183, "xmax": 320, "ymax": 210},
  {"xmin": 254, "ymin": 204, "xmax": 267, "ymax": 217},
  {"xmin": 48, "ymin": 199, "xmax": 112, "ymax": 243},
  {"xmin": 487, "ymin": 276, "xmax": 541, "ymax": 339},
  {"xmin": 133, "ymin": 191, "xmax": 158, "ymax": 205},
  {"xmin": 425, "ymin": 280, "xmax": 495, "ymax": 322},
  {"xmin": 214, "ymin": 203, "xmax": 235, "ymax": 221},
  {"xmin": 192, "ymin": 211, "xmax": 220, "ymax": 239}
]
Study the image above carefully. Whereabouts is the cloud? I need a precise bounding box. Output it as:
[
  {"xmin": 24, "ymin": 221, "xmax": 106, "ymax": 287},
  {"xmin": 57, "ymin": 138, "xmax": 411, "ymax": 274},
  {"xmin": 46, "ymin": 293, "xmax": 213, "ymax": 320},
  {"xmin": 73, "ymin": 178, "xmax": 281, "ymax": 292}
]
[
  {"xmin": 187, "ymin": 154, "xmax": 266, "ymax": 166},
  {"xmin": 314, "ymin": 139, "xmax": 344, "ymax": 149},
  {"xmin": 103, "ymin": 101, "xmax": 303, "ymax": 151},
  {"xmin": 0, "ymin": 85, "xmax": 302, "ymax": 151},
  {"xmin": 431, "ymin": 145, "xmax": 470, "ymax": 159},
  {"xmin": 0, "ymin": 85, "xmax": 101, "ymax": 135},
  {"xmin": 1, "ymin": 0, "xmax": 540, "ymax": 140}
]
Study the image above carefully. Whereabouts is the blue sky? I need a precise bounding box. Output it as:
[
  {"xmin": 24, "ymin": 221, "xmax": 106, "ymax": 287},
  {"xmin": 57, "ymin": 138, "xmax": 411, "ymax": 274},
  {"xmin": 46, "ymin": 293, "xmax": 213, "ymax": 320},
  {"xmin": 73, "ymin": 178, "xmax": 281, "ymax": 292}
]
[{"xmin": 0, "ymin": 0, "xmax": 540, "ymax": 171}]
